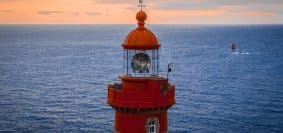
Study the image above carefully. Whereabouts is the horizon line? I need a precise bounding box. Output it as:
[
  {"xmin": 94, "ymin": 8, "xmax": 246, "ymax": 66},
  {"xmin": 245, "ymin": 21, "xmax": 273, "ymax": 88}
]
[{"xmin": 0, "ymin": 23, "xmax": 283, "ymax": 25}]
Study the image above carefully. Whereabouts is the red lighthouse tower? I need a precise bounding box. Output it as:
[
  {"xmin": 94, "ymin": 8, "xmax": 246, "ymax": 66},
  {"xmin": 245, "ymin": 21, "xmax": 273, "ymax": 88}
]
[{"xmin": 107, "ymin": 1, "xmax": 176, "ymax": 133}]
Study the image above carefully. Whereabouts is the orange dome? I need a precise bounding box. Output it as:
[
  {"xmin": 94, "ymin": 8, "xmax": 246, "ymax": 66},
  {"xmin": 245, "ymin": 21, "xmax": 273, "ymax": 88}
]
[
  {"xmin": 123, "ymin": 11, "xmax": 160, "ymax": 50},
  {"xmin": 136, "ymin": 11, "xmax": 147, "ymax": 24}
]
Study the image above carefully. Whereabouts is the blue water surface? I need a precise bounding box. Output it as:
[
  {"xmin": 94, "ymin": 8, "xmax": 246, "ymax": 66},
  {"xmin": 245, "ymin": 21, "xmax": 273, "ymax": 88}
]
[{"xmin": 0, "ymin": 24, "xmax": 283, "ymax": 132}]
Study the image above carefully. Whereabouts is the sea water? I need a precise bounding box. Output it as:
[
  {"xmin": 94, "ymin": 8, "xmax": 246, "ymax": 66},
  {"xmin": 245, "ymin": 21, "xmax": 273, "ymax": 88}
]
[{"xmin": 0, "ymin": 24, "xmax": 283, "ymax": 132}]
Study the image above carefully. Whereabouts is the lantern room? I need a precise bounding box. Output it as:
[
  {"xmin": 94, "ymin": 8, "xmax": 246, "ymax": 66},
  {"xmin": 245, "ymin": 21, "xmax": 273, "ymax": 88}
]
[{"xmin": 123, "ymin": 10, "xmax": 160, "ymax": 77}]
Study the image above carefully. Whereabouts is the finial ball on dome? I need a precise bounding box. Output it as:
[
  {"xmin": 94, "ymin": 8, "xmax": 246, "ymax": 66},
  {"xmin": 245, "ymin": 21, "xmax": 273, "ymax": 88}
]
[{"xmin": 136, "ymin": 11, "xmax": 147, "ymax": 22}]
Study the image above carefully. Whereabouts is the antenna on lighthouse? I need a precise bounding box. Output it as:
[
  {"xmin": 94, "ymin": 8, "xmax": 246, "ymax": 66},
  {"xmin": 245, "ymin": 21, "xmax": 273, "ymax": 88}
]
[
  {"xmin": 167, "ymin": 63, "xmax": 172, "ymax": 80},
  {"xmin": 138, "ymin": 0, "xmax": 146, "ymax": 10}
]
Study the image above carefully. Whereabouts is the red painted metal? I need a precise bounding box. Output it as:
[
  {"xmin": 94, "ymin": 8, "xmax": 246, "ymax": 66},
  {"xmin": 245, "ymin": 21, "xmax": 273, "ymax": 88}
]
[
  {"xmin": 123, "ymin": 11, "xmax": 160, "ymax": 50},
  {"xmin": 115, "ymin": 111, "xmax": 168, "ymax": 133},
  {"xmin": 108, "ymin": 76, "xmax": 175, "ymax": 109},
  {"xmin": 107, "ymin": 75, "xmax": 175, "ymax": 132}
]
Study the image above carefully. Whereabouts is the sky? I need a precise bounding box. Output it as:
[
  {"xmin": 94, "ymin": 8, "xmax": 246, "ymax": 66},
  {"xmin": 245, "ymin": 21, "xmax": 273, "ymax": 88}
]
[{"xmin": 0, "ymin": 0, "xmax": 283, "ymax": 24}]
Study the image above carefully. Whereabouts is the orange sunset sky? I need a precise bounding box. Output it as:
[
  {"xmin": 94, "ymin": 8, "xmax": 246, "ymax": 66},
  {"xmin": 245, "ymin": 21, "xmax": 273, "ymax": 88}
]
[{"xmin": 0, "ymin": 0, "xmax": 283, "ymax": 24}]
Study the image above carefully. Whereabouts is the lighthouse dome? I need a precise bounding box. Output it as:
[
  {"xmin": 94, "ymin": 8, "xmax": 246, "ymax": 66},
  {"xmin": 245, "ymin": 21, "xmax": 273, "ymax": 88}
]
[{"xmin": 123, "ymin": 11, "xmax": 160, "ymax": 50}]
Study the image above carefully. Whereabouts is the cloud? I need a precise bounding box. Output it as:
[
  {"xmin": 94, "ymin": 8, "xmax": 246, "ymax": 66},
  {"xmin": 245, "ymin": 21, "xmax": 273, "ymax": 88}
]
[
  {"xmin": 0, "ymin": 9, "xmax": 13, "ymax": 13},
  {"xmin": 93, "ymin": 0, "xmax": 136, "ymax": 4},
  {"xmin": 153, "ymin": 0, "xmax": 283, "ymax": 10},
  {"xmin": 70, "ymin": 12, "xmax": 80, "ymax": 16},
  {"xmin": 125, "ymin": 6, "xmax": 137, "ymax": 11},
  {"xmin": 85, "ymin": 12, "xmax": 100, "ymax": 16},
  {"xmin": 0, "ymin": 0, "xmax": 18, "ymax": 2},
  {"xmin": 37, "ymin": 10, "xmax": 64, "ymax": 15}
]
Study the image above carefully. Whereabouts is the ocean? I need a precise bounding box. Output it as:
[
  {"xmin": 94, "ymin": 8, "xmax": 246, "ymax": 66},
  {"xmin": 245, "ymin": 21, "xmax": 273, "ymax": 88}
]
[{"xmin": 0, "ymin": 24, "xmax": 283, "ymax": 132}]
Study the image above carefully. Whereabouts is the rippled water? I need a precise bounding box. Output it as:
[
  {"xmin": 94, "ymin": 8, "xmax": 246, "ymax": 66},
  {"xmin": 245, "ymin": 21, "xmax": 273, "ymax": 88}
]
[{"xmin": 0, "ymin": 24, "xmax": 283, "ymax": 132}]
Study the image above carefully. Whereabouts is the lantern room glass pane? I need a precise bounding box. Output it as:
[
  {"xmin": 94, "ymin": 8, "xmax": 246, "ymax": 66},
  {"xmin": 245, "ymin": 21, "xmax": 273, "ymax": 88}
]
[{"xmin": 124, "ymin": 49, "xmax": 159, "ymax": 77}]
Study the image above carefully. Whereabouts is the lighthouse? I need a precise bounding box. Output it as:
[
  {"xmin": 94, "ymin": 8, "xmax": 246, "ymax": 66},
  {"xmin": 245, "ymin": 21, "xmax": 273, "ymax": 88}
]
[{"xmin": 107, "ymin": 1, "xmax": 175, "ymax": 133}]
